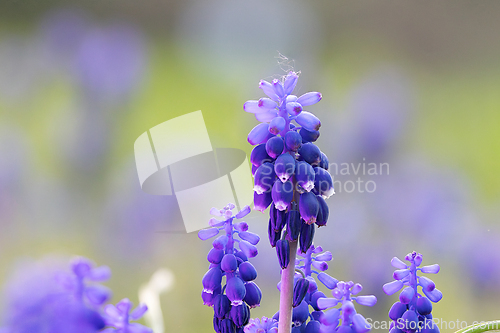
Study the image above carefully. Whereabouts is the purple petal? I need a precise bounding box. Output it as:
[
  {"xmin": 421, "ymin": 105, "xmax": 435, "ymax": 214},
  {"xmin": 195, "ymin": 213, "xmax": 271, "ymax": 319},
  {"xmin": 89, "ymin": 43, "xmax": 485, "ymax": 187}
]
[
  {"xmin": 209, "ymin": 218, "xmax": 224, "ymax": 227},
  {"xmin": 312, "ymin": 260, "xmax": 328, "ymax": 271},
  {"xmin": 420, "ymin": 264, "xmax": 440, "ymax": 274},
  {"xmin": 317, "ymin": 298, "xmax": 339, "ymax": 311},
  {"xmin": 423, "ymin": 288, "xmax": 443, "ymax": 303},
  {"xmin": 320, "ymin": 307, "xmax": 340, "ymax": 325},
  {"xmin": 391, "ymin": 257, "xmax": 408, "ymax": 269},
  {"xmin": 315, "ymin": 251, "xmax": 332, "ymax": 262},
  {"xmin": 71, "ymin": 257, "xmax": 93, "ymax": 277},
  {"xmin": 259, "ymin": 80, "xmax": 279, "ymax": 101},
  {"xmin": 272, "ymin": 179, "xmax": 294, "ymax": 211},
  {"xmin": 419, "ymin": 276, "xmax": 436, "ymax": 292},
  {"xmin": 272, "ymin": 79, "xmax": 285, "ymax": 98},
  {"xmin": 234, "ymin": 221, "xmax": 248, "ymax": 232},
  {"xmin": 351, "ymin": 283, "xmax": 363, "ymax": 295},
  {"xmin": 258, "ymin": 97, "xmax": 278, "ymax": 109},
  {"xmin": 253, "ymin": 190, "xmax": 272, "ymax": 213},
  {"xmin": 130, "ymin": 303, "xmax": 148, "ymax": 320},
  {"xmin": 296, "ymin": 92, "xmax": 322, "ymax": 106},
  {"xmin": 116, "ymin": 298, "xmax": 133, "ymax": 314},
  {"xmin": 317, "ymin": 272, "xmax": 338, "ymax": 290},
  {"xmin": 238, "ymin": 231, "xmax": 260, "ymax": 245},
  {"xmin": 85, "ymin": 284, "xmax": 111, "ymax": 306},
  {"xmin": 104, "ymin": 304, "xmax": 120, "ymax": 319},
  {"xmin": 383, "ymin": 280, "xmax": 404, "ymax": 295},
  {"xmin": 269, "ymin": 116, "xmax": 286, "ymax": 135},
  {"xmin": 212, "ymin": 235, "xmax": 228, "ymax": 250},
  {"xmin": 248, "ymin": 123, "xmax": 271, "ymax": 145},
  {"xmin": 244, "ymin": 100, "xmax": 271, "ymax": 114},
  {"xmin": 198, "ymin": 227, "xmax": 219, "ymax": 240},
  {"xmin": 352, "ymin": 314, "xmax": 370, "ymax": 333},
  {"xmin": 286, "ymin": 101, "xmax": 303, "ymax": 116},
  {"xmin": 210, "ymin": 207, "xmax": 222, "ymax": 216},
  {"xmin": 393, "ymin": 269, "xmax": 410, "ymax": 280},
  {"xmin": 239, "ymin": 240, "xmax": 258, "ymax": 258},
  {"xmin": 296, "ymin": 111, "xmax": 321, "ymax": 132},
  {"xmin": 88, "ymin": 265, "xmax": 111, "ymax": 281},
  {"xmin": 255, "ymin": 110, "xmax": 278, "ymax": 123},
  {"xmin": 235, "ymin": 205, "xmax": 251, "ymax": 219},
  {"xmin": 399, "ymin": 287, "xmax": 415, "ymax": 304},
  {"xmin": 284, "ymin": 71, "xmax": 298, "ymax": 95}
]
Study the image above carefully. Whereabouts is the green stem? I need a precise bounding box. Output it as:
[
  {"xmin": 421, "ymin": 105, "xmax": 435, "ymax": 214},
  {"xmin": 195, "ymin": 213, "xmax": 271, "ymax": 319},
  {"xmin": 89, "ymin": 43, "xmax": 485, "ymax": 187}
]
[{"xmin": 454, "ymin": 321, "xmax": 500, "ymax": 333}]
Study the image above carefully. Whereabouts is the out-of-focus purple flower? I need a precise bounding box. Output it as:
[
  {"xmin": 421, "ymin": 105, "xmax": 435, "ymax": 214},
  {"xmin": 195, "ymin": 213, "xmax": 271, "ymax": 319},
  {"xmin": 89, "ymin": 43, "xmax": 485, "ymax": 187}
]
[
  {"xmin": 102, "ymin": 298, "xmax": 152, "ymax": 333},
  {"xmin": 1, "ymin": 257, "xmax": 107, "ymax": 333},
  {"xmin": 383, "ymin": 251, "xmax": 442, "ymax": 333},
  {"xmin": 244, "ymin": 316, "xmax": 278, "ymax": 333}
]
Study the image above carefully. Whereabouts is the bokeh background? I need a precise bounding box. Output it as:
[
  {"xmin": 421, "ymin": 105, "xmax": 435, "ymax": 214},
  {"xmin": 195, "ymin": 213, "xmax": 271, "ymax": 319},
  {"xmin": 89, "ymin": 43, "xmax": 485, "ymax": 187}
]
[{"xmin": 1, "ymin": 1, "xmax": 500, "ymax": 332}]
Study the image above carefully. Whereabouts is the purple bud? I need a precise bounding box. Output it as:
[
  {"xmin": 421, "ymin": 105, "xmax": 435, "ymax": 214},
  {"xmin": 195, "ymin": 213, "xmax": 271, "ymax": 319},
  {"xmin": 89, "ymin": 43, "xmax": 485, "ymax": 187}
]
[
  {"xmin": 296, "ymin": 161, "xmax": 315, "ymax": 192},
  {"xmin": 298, "ymin": 143, "xmax": 321, "ymax": 166},
  {"xmin": 248, "ymin": 123, "xmax": 273, "ymax": 145},
  {"xmin": 284, "ymin": 130, "xmax": 302, "ymax": 152},
  {"xmin": 299, "ymin": 128, "xmax": 320, "ymax": 143},
  {"xmin": 254, "ymin": 162, "xmax": 276, "ymax": 195},
  {"xmin": 297, "ymin": 92, "xmax": 322, "ymax": 106},
  {"xmin": 71, "ymin": 257, "xmax": 93, "ymax": 277},
  {"xmin": 235, "ymin": 205, "xmax": 251, "ymax": 219},
  {"xmin": 213, "ymin": 235, "xmax": 228, "ymax": 250},
  {"xmin": 220, "ymin": 318, "xmax": 236, "ymax": 333},
  {"xmin": 414, "ymin": 253, "xmax": 423, "ymax": 266},
  {"xmin": 309, "ymin": 291, "xmax": 326, "ymax": 311},
  {"xmin": 351, "ymin": 283, "xmax": 363, "ymax": 295},
  {"xmin": 284, "ymin": 71, "xmax": 298, "ymax": 95},
  {"xmin": 274, "ymin": 153, "xmax": 296, "ymax": 183},
  {"xmin": 230, "ymin": 303, "xmax": 250, "ymax": 327},
  {"xmin": 318, "ymin": 152, "xmax": 329, "ymax": 170},
  {"xmin": 389, "ymin": 301, "xmax": 407, "ymax": 320},
  {"xmin": 315, "ymin": 195, "xmax": 329, "ymax": 227},
  {"xmin": 286, "ymin": 210, "xmax": 301, "ymax": 241},
  {"xmin": 317, "ymin": 272, "xmax": 338, "ymax": 290},
  {"xmin": 299, "ymin": 222, "xmax": 315, "ymax": 253},
  {"xmin": 272, "ymin": 79, "xmax": 285, "ymax": 98},
  {"xmin": 273, "ymin": 209, "xmax": 286, "ymax": 232},
  {"xmin": 85, "ymin": 285, "xmax": 111, "ymax": 305},
  {"xmin": 276, "ymin": 239, "xmax": 290, "ymax": 269},
  {"xmin": 312, "ymin": 260, "xmax": 328, "ymax": 271},
  {"xmin": 399, "ymin": 310, "xmax": 419, "ymax": 333},
  {"xmin": 258, "ymin": 97, "xmax": 278, "ymax": 109},
  {"xmin": 306, "ymin": 276, "xmax": 318, "ymax": 293},
  {"xmin": 259, "ymin": 80, "xmax": 279, "ymax": 100},
  {"xmin": 399, "ymin": 287, "xmax": 415, "ymax": 304},
  {"xmin": 296, "ymin": 111, "xmax": 321, "ymax": 132},
  {"xmin": 393, "ymin": 269, "xmax": 410, "ymax": 280},
  {"xmin": 342, "ymin": 300, "xmax": 355, "ymax": 315},
  {"xmin": 420, "ymin": 264, "xmax": 440, "ymax": 274},
  {"xmin": 198, "ymin": 227, "xmax": 220, "ymax": 240},
  {"xmin": 234, "ymin": 250, "xmax": 248, "ymax": 262},
  {"xmin": 419, "ymin": 276, "xmax": 435, "ymax": 292},
  {"xmin": 238, "ymin": 231, "xmax": 260, "ymax": 245},
  {"xmin": 305, "ymin": 320, "xmax": 321, "ymax": 333},
  {"xmin": 207, "ymin": 248, "xmax": 225, "ymax": 264},
  {"xmin": 253, "ymin": 190, "xmax": 272, "ymax": 213},
  {"xmin": 234, "ymin": 222, "xmax": 248, "ymax": 232},
  {"xmin": 293, "ymin": 278, "xmax": 310, "ymax": 307},
  {"xmin": 355, "ymin": 295, "xmax": 377, "ymax": 307},
  {"xmin": 202, "ymin": 289, "xmax": 218, "ymax": 306},
  {"xmin": 244, "ymin": 282, "xmax": 262, "ymax": 308},
  {"xmin": 269, "ymin": 116, "xmax": 286, "ymax": 135},
  {"xmin": 391, "ymin": 257, "xmax": 408, "ymax": 269},
  {"xmin": 268, "ymin": 220, "xmax": 281, "ymax": 247},
  {"xmin": 416, "ymin": 297, "xmax": 433, "ymax": 315},
  {"xmin": 286, "ymin": 101, "xmax": 303, "ymax": 116},
  {"xmin": 255, "ymin": 110, "xmax": 279, "ymax": 123},
  {"xmin": 239, "ymin": 262, "xmax": 257, "ymax": 281},
  {"xmin": 383, "ymin": 280, "xmax": 404, "ymax": 295},
  {"xmin": 244, "ymin": 100, "xmax": 273, "ymax": 113},
  {"xmin": 202, "ymin": 267, "xmax": 223, "ymax": 294},
  {"xmin": 352, "ymin": 314, "xmax": 370, "ymax": 333},
  {"xmin": 319, "ymin": 307, "xmax": 340, "ymax": 325},
  {"xmin": 221, "ymin": 254, "xmax": 238, "ymax": 273},
  {"xmin": 292, "ymin": 301, "xmax": 309, "ymax": 326},
  {"xmin": 299, "ymin": 192, "xmax": 319, "ymax": 224},
  {"xmin": 317, "ymin": 298, "xmax": 339, "ymax": 311},
  {"xmin": 266, "ymin": 136, "xmax": 285, "ymax": 159},
  {"xmin": 239, "ymin": 240, "xmax": 258, "ymax": 258},
  {"xmin": 272, "ymin": 179, "xmax": 294, "ymax": 211},
  {"xmin": 214, "ymin": 294, "xmax": 231, "ymax": 319},
  {"xmin": 423, "ymin": 288, "xmax": 442, "ymax": 303},
  {"xmin": 226, "ymin": 276, "xmax": 246, "ymax": 306}
]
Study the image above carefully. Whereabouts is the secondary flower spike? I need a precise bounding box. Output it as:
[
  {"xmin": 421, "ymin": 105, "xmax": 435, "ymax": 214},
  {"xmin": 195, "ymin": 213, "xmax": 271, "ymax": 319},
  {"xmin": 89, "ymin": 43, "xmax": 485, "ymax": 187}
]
[
  {"xmin": 383, "ymin": 251, "xmax": 442, "ymax": 333},
  {"xmin": 198, "ymin": 204, "xmax": 262, "ymax": 332}
]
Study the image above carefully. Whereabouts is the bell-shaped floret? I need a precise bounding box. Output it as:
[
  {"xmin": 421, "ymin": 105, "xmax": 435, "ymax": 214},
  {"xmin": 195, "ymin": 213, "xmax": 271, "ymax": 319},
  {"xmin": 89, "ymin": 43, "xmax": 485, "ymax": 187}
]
[
  {"xmin": 419, "ymin": 276, "xmax": 436, "ymax": 292},
  {"xmin": 355, "ymin": 295, "xmax": 377, "ymax": 307},
  {"xmin": 420, "ymin": 264, "xmax": 440, "ymax": 274},
  {"xmin": 304, "ymin": 320, "xmax": 321, "ymax": 333},
  {"xmin": 254, "ymin": 162, "xmax": 276, "ymax": 195},
  {"xmin": 317, "ymin": 272, "xmax": 338, "ymax": 290},
  {"xmin": 212, "ymin": 235, "xmax": 228, "ymax": 250},
  {"xmin": 198, "ymin": 227, "xmax": 219, "ymax": 240},
  {"xmin": 207, "ymin": 248, "xmax": 225, "ymax": 264},
  {"xmin": 238, "ymin": 231, "xmax": 259, "ymax": 246},
  {"xmin": 391, "ymin": 257, "xmax": 408, "ymax": 269},
  {"xmin": 312, "ymin": 260, "xmax": 328, "ymax": 272},
  {"xmin": 315, "ymin": 195, "xmax": 329, "ymax": 227},
  {"xmin": 352, "ymin": 314, "xmax": 370, "ymax": 333},
  {"xmin": 393, "ymin": 269, "xmax": 410, "ymax": 280},
  {"xmin": 250, "ymin": 144, "xmax": 274, "ymax": 167},
  {"xmin": 268, "ymin": 220, "xmax": 281, "ymax": 247},
  {"xmin": 293, "ymin": 278, "xmax": 310, "ymax": 307},
  {"xmin": 259, "ymin": 80, "xmax": 279, "ymax": 101},
  {"xmin": 313, "ymin": 167, "xmax": 334, "ymax": 198},
  {"xmin": 388, "ymin": 301, "xmax": 407, "ymax": 320},
  {"xmin": 230, "ymin": 303, "xmax": 250, "ymax": 327},
  {"xmin": 244, "ymin": 282, "xmax": 262, "ymax": 308},
  {"xmin": 423, "ymin": 288, "xmax": 443, "ymax": 303},
  {"xmin": 299, "ymin": 128, "xmax": 320, "ymax": 143},
  {"xmin": 286, "ymin": 102, "xmax": 303, "ymax": 116},
  {"xmin": 292, "ymin": 301, "xmax": 309, "ymax": 327},
  {"xmin": 214, "ymin": 294, "xmax": 231, "ymax": 319},
  {"xmin": 318, "ymin": 152, "xmax": 329, "ymax": 170},
  {"xmin": 416, "ymin": 296, "xmax": 433, "ymax": 315},
  {"xmin": 248, "ymin": 123, "xmax": 272, "ymax": 145},
  {"xmin": 296, "ymin": 161, "xmax": 315, "ymax": 192},
  {"xmin": 269, "ymin": 116, "xmax": 286, "ymax": 135},
  {"xmin": 238, "ymin": 262, "xmax": 257, "ymax": 281},
  {"xmin": 266, "ymin": 136, "xmax": 285, "ymax": 159},
  {"xmin": 221, "ymin": 254, "xmax": 238, "ymax": 273},
  {"xmin": 297, "ymin": 92, "xmax": 322, "ymax": 106},
  {"xmin": 285, "ymin": 130, "xmax": 302, "ymax": 152},
  {"xmin": 300, "ymin": 192, "xmax": 319, "ymax": 224},
  {"xmin": 220, "ymin": 318, "xmax": 236, "ymax": 333},
  {"xmin": 399, "ymin": 310, "xmax": 419, "ymax": 333},
  {"xmin": 284, "ymin": 72, "xmax": 299, "ymax": 95},
  {"xmin": 309, "ymin": 291, "xmax": 326, "ymax": 311},
  {"xmin": 226, "ymin": 276, "xmax": 246, "ymax": 306},
  {"xmin": 399, "ymin": 287, "xmax": 415, "ymax": 304},
  {"xmin": 296, "ymin": 111, "xmax": 321, "ymax": 132},
  {"xmin": 319, "ymin": 307, "xmax": 340, "ymax": 326},
  {"xmin": 275, "ymin": 153, "xmax": 296, "ymax": 183},
  {"xmin": 286, "ymin": 210, "xmax": 301, "ymax": 241},
  {"xmin": 276, "ymin": 239, "xmax": 290, "ymax": 269},
  {"xmin": 239, "ymin": 240, "xmax": 258, "ymax": 258},
  {"xmin": 202, "ymin": 267, "xmax": 222, "ymax": 294},
  {"xmin": 253, "ymin": 190, "xmax": 272, "ymax": 213},
  {"xmin": 299, "ymin": 222, "xmax": 315, "ymax": 253},
  {"xmin": 298, "ymin": 143, "xmax": 321, "ymax": 166},
  {"xmin": 383, "ymin": 280, "xmax": 404, "ymax": 295},
  {"xmin": 272, "ymin": 179, "xmax": 294, "ymax": 211}
]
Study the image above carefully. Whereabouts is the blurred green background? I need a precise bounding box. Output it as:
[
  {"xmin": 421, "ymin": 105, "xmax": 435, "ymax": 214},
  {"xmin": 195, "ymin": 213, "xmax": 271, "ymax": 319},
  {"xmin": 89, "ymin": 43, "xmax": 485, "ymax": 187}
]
[{"xmin": 0, "ymin": 1, "xmax": 499, "ymax": 332}]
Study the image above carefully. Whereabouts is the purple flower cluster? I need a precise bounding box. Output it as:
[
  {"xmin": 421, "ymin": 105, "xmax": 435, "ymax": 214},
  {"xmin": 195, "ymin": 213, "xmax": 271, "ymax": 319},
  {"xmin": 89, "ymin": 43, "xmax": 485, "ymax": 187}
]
[
  {"xmin": 199, "ymin": 204, "xmax": 262, "ymax": 333},
  {"xmin": 383, "ymin": 252, "xmax": 442, "ymax": 333},
  {"xmin": 1, "ymin": 256, "xmax": 151, "ymax": 333},
  {"xmin": 246, "ymin": 72, "xmax": 334, "ymax": 259},
  {"xmin": 271, "ymin": 244, "xmax": 376, "ymax": 333}
]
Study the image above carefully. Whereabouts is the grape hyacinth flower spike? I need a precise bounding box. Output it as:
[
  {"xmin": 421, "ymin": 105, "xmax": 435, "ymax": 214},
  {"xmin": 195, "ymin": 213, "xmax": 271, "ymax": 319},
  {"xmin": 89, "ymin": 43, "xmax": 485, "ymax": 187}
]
[
  {"xmin": 245, "ymin": 71, "xmax": 335, "ymax": 333},
  {"xmin": 383, "ymin": 251, "xmax": 442, "ymax": 333},
  {"xmin": 199, "ymin": 204, "xmax": 262, "ymax": 333}
]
